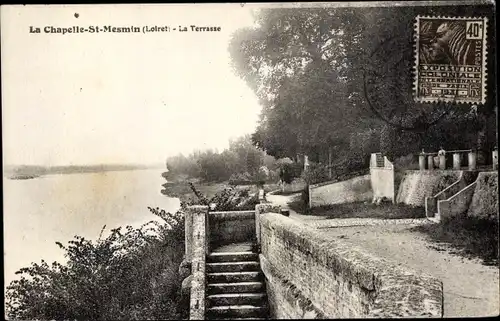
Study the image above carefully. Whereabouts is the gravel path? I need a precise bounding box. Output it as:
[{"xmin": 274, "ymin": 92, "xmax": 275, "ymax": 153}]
[
  {"xmin": 266, "ymin": 192, "xmax": 500, "ymax": 318},
  {"xmin": 324, "ymin": 224, "xmax": 499, "ymax": 318}
]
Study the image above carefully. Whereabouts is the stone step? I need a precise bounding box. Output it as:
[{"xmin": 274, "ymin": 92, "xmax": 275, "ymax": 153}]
[
  {"xmin": 208, "ymin": 271, "xmax": 262, "ymax": 283},
  {"xmin": 208, "ymin": 282, "xmax": 264, "ymax": 294},
  {"xmin": 207, "ymin": 293, "xmax": 267, "ymax": 307},
  {"xmin": 207, "ymin": 252, "xmax": 259, "ymax": 263},
  {"xmin": 207, "ymin": 261, "xmax": 260, "ymax": 273},
  {"xmin": 206, "ymin": 305, "xmax": 268, "ymax": 319}
]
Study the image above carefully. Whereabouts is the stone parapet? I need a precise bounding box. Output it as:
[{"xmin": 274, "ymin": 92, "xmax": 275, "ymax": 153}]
[{"xmin": 259, "ymin": 214, "xmax": 443, "ymax": 318}]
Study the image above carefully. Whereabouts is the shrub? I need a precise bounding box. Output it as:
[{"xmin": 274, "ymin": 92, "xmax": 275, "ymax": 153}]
[
  {"xmin": 188, "ymin": 183, "xmax": 259, "ymax": 211},
  {"xmin": 279, "ymin": 163, "xmax": 303, "ymax": 184},
  {"xmin": 5, "ymin": 207, "xmax": 186, "ymax": 321},
  {"xmin": 393, "ymin": 153, "xmax": 419, "ymax": 170},
  {"xmin": 302, "ymin": 163, "xmax": 330, "ymax": 185}
]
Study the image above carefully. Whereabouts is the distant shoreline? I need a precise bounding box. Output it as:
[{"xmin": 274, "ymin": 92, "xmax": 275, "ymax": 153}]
[{"xmin": 5, "ymin": 164, "xmax": 165, "ymax": 180}]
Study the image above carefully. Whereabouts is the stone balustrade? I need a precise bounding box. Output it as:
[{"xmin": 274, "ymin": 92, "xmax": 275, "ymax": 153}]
[{"xmin": 417, "ymin": 149, "xmax": 480, "ymax": 171}]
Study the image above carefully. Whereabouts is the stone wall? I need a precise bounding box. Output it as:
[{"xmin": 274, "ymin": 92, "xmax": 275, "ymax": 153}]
[
  {"xmin": 396, "ymin": 170, "xmax": 462, "ymax": 206},
  {"xmin": 467, "ymin": 172, "xmax": 498, "ymax": 220},
  {"xmin": 438, "ymin": 182, "xmax": 476, "ymax": 222},
  {"xmin": 309, "ymin": 175, "xmax": 372, "ymax": 208},
  {"xmin": 209, "ymin": 210, "xmax": 255, "ymax": 247},
  {"xmin": 437, "ymin": 171, "xmax": 497, "ymax": 222},
  {"xmin": 425, "ymin": 171, "xmax": 478, "ymax": 219},
  {"xmin": 260, "ymin": 213, "xmax": 443, "ymax": 318}
]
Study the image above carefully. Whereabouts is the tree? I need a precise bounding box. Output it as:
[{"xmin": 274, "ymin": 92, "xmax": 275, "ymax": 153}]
[{"xmin": 230, "ymin": 4, "xmax": 496, "ymax": 163}]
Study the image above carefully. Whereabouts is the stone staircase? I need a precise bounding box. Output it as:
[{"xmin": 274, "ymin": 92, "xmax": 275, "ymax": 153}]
[{"xmin": 205, "ymin": 248, "xmax": 268, "ymax": 320}]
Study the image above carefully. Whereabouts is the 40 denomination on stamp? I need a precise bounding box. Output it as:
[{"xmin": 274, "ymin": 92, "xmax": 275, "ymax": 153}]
[{"xmin": 414, "ymin": 16, "xmax": 488, "ymax": 104}]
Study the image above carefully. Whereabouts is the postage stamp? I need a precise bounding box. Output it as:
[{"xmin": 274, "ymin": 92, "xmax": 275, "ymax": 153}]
[{"xmin": 414, "ymin": 16, "xmax": 488, "ymax": 104}]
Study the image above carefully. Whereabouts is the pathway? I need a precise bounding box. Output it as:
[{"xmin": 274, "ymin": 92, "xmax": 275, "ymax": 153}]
[{"xmin": 266, "ymin": 192, "xmax": 499, "ymax": 318}]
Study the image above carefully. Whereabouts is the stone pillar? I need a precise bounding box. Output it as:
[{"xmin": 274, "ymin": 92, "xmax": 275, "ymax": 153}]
[
  {"xmin": 453, "ymin": 153, "xmax": 461, "ymax": 170},
  {"xmin": 205, "ymin": 209, "xmax": 210, "ymax": 256},
  {"xmin": 255, "ymin": 203, "xmax": 282, "ymax": 251},
  {"xmin": 180, "ymin": 205, "xmax": 209, "ymax": 314},
  {"xmin": 419, "ymin": 155, "xmax": 426, "ymax": 170},
  {"xmin": 304, "ymin": 155, "xmax": 310, "ymax": 171},
  {"xmin": 427, "ymin": 155, "xmax": 434, "ymax": 170},
  {"xmin": 468, "ymin": 151, "xmax": 477, "ymax": 170},
  {"xmin": 439, "ymin": 154, "xmax": 446, "ymax": 170},
  {"xmin": 189, "ymin": 205, "xmax": 208, "ymax": 321},
  {"xmin": 184, "ymin": 208, "xmax": 194, "ymax": 262},
  {"xmin": 258, "ymin": 189, "xmax": 265, "ymax": 203},
  {"xmin": 493, "ymin": 149, "xmax": 498, "ymax": 170}
]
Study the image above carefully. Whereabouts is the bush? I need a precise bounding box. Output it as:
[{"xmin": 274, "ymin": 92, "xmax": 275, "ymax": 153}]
[
  {"xmin": 5, "ymin": 208, "xmax": 186, "ymax": 320},
  {"xmin": 302, "ymin": 163, "xmax": 330, "ymax": 185},
  {"xmin": 279, "ymin": 163, "xmax": 303, "ymax": 184},
  {"xmin": 188, "ymin": 183, "xmax": 260, "ymax": 211},
  {"xmin": 393, "ymin": 153, "xmax": 419, "ymax": 170}
]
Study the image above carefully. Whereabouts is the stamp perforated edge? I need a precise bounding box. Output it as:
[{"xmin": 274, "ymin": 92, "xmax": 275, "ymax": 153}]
[{"xmin": 413, "ymin": 15, "xmax": 489, "ymax": 105}]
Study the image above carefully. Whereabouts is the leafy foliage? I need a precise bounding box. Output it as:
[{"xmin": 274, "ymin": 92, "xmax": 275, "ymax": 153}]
[
  {"xmin": 5, "ymin": 208, "xmax": 186, "ymax": 320},
  {"xmin": 302, "ymin": 163, "xmax": 330, "ymax": 185},
  {"xmin": 279, "ymin": 162, "xmax": 303, "ymax": 184},
  {"xmin": 229, "ymin": 5, "xmax": 497, "ymax": 166},
  {"xmin": 166, "ymin": 134, "xmax": 279, "ymax": 183},
  {"xmin": 187, "ymin": 182, "xmax": 259, "ymax": 211}
]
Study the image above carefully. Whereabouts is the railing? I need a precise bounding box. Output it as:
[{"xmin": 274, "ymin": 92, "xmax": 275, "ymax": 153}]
[{"xmin": 417, "ymin": 149, "xmax": 476, "ymax": 170}]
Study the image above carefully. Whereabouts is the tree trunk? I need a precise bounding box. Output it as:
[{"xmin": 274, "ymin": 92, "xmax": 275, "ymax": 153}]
[
  {"xmin": 476, "ymin": 112, "xmax": 488, "ymax": 165},
  {"xmin": 328, "ymin": 147, "xmax": 333, "ymax": 179}
]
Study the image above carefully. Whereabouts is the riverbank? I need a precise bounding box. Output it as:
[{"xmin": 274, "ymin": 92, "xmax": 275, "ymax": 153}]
[
  {"xmin": 4, "ymin": 164, "xmax": 163, "ymax": 180},
  {"xmin": 161, "ymin": 180, "xmax": 279, "ymax": 201}
]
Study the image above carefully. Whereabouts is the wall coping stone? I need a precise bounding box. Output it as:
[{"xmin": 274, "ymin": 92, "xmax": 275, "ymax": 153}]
[
  {"xmin": 209, "ymin": 210, "xmax": 255, "ymax": 221},
  {"xmin": 310, "ymin": 174, "xmax": 371, "ymax": 189}
]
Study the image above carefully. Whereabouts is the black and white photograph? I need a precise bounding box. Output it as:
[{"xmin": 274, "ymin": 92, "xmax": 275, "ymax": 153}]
[{"xmin": 1, "ymin": 1, "xmax": 498, "ymax": 319}]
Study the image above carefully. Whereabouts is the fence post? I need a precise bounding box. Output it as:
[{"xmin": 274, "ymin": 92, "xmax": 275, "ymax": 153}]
[
  {"xmin": 468, "ymin": 151, "xmax": 477, "ymax": 170},
  {"xmin": 453, "ymin": 153, "xmax": 461, "ymax": 170},
  {"xmin": 419, "ymin": 154, "xmax": 426, "ymax": 170},
  {"xmin": 427, "ymin": 155, "xmax": 434, "ymax": 170},
  {"xmin": 439, "ymin": 154, "xmax": 446, "ymax": 170},
  {"xmin": 493, "ymin": 148, "xmax": 498, "ymax": 170}
]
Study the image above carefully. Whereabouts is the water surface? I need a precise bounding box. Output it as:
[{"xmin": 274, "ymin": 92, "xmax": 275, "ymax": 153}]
[{"xmin": 3, "ymin": 169, "xmax": 179, "ymax": 290}]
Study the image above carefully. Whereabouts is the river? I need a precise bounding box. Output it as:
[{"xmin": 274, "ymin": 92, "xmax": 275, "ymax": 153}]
[{"xmin": 3, "ymin": 168, "xmax": 180, "ymax": 292}]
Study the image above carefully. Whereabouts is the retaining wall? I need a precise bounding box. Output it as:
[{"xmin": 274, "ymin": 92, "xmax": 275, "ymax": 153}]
[
  {"xmin": 467, "ymin": 172, "xmax": 498, "ymax": 220},
  {"xmin": 437, "ymin": 171, "xmax": 498, "ymax": 222},
  {"xmin": 425, "ymin": 171, "xmax": 478, "ymax": 218},
  {"xmin": 260, "ymin": 214, "xmax": 443, "ymax": 318},
  {"xmin": 209, "ymin": 210, "xmax": 255, "ymax": 247},
  {"xmin": 438, "ymin": 181, "xmax": 477, "ymax": 221},
  {"xmin": 309, "ymin": 175, "xmax": 372, "ymax": 208},
  {"xmin": 396, "ymin": 170, "xmax": 461, "ymax": 206}
]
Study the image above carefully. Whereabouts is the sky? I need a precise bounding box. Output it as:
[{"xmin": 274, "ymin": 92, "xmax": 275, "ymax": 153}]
[{"xmin": 1, "ymin": 4, "xmax": 261, "ymax": 166}]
